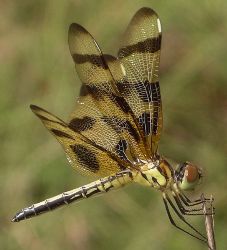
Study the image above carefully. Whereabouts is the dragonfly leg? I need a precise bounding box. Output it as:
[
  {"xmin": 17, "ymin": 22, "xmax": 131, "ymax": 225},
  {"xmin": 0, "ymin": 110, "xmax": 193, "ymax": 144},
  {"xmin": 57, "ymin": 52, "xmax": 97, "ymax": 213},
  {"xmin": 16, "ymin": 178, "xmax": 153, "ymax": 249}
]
[
  {"xmin": 177, "ymin": 193, "xmax": 215, "ymax": 216},
  {"xmin": 162, "ymin": 193, "xmax": 207, "ymax": 243},
  {"xmin": 180, "ymin": 192, "xmax": 212, "ymax": 206},
  {"xmin": 172, "ymin": 192, "xmax": 213, "ymax": 216}
]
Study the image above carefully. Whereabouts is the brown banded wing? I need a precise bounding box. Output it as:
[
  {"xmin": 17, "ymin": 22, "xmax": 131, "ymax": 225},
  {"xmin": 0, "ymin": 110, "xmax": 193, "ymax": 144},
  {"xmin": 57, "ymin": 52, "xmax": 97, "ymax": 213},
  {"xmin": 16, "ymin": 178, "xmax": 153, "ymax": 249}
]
[
  {"xmin": 30, "ymin": 8, "xmax": 162, "ymax": 178},
  {"xmin": 68, "ymin": 23, "xmax": 148, "ymax": 168},
  {"xmin": 30, "ymin": 105, "xmax": 125, "ymax": 177},
  {"xmin": 117, "ymin": 7, "xmax": 163, "ymax": 157}
]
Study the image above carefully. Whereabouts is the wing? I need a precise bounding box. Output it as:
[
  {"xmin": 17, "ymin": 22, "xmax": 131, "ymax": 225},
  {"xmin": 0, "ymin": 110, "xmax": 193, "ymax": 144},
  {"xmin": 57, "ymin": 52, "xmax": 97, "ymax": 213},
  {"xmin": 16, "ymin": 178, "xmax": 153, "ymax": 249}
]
[
  {"xmin": 68, "ymin": 23, "xmax": 148, "ymax": 167},
  {"xmin": 30, "ymin": 9, "xmax": 163, "ymax": 177},
  {"xmin": 117, "ymin": 7, "xmax": 163, "ymax": 157},
  {"xmin": 30, "ymin": 105, "xmax": 125, "ymax": 177}
]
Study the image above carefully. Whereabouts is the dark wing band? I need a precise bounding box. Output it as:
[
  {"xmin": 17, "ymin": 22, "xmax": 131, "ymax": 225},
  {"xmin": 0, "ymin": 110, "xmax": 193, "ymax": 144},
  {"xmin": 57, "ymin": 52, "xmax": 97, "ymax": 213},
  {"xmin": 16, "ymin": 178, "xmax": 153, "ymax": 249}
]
[{"xmin": 117, "ymin": 8, "xmax": 163, "ymax": 157}]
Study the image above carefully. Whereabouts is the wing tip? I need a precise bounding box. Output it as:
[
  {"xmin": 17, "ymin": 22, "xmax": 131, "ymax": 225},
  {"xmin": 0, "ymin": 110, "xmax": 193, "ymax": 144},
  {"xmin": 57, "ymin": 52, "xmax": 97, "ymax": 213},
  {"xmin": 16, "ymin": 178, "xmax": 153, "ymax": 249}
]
[
  {"xmin": 69, "ymin": 23, "xmax": 87, "ymax": 36},
  {"xmin": 68, "ymin": 23, "xmax": 89, "ymax": 55},
  {"xmin": 136, "ymin": 7, "xmax": 158, "ymax": 17},
  {"xmin": 30, "ymin": 104, "xmax": 46, "ymax": 114},
  {"xmin": 30, "ymin": 104, "xmax": 49, "ymax": 117},
  {"xmin": 30, "ymin": 104, "xmax": 41, "ymax": 114},
  {"xmin": 30, "ymin": 104, "xmax": 38, "ymax": 110}
]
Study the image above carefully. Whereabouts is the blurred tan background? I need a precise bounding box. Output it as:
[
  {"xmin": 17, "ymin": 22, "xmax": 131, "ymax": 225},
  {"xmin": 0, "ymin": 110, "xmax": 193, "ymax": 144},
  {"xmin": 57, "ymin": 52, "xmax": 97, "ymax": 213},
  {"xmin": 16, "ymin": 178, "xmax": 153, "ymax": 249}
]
[{"xmin": 1, "ymin": 0, "xmax": 227, "ymax": 249}]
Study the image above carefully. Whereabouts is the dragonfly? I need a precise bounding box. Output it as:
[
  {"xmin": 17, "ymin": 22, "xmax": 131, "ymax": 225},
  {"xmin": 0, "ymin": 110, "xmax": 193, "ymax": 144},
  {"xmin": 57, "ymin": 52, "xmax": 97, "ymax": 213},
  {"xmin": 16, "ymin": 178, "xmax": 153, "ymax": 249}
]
[{"xmin": 12, "ymin": 7, "xmax": 211, "ymax": 244}]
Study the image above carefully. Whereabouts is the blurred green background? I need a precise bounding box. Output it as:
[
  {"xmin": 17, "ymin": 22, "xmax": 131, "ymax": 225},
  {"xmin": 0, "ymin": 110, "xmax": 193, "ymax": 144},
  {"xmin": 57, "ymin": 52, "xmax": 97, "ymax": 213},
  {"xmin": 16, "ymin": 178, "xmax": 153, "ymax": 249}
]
[{"xmin": 1, "ymin": 0, "xmax": 227, "ymax": 249}]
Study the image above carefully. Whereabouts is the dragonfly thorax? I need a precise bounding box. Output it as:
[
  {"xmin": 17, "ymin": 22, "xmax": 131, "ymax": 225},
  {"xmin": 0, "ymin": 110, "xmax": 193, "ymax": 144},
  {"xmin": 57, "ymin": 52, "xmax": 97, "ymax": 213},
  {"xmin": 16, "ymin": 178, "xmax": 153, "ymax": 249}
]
[{"xmin": 133, "ymin": 159, "xmax": 174, "ymax": 190}]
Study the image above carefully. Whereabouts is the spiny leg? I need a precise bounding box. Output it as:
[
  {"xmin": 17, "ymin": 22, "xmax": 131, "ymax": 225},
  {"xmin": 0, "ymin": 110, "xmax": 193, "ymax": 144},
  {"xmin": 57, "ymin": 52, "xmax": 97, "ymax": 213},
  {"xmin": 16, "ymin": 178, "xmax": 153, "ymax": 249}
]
[
  {"xmin": 172, "ymin": 192, "xmax": 211, "ymax": 215},
  {"xmin": 162, "ymin": 193, "xmax": 207, "ymax": 242},
  {"xmin": 178, "ymin": 193, "xmax": 215, "ymax": 216},
  {"xmin": 162, "ymin": 197, "xmax": 207, "ymax": 244},
  {"xmin": 179, "ymin": 193, "xmax": 203, "ymax": 206},
  {"xmin": 179, "ymin": 192, "xmax": 212, "ymax": 206},
  {"xmin": 165, "ymin": 194, "xmax": 207, "ymax": 240}
]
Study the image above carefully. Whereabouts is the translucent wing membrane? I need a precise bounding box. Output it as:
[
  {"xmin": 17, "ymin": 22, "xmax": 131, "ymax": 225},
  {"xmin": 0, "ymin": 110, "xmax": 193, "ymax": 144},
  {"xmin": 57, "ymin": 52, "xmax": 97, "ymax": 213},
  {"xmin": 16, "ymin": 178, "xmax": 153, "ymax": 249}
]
[
  {"xmin": 30, "ymin": 8, "xmax": 163, "ymax": 177},
  {"xmin": 117, "ymin": 8, "xmax": 163, "ymax": 156},
  {"xmin": 68, "ymin": 23, "xmax": 148, "ymax": 167},
  {"xmin": 30, "ymin": 105, "xmax": 124, "ymax": 177}
]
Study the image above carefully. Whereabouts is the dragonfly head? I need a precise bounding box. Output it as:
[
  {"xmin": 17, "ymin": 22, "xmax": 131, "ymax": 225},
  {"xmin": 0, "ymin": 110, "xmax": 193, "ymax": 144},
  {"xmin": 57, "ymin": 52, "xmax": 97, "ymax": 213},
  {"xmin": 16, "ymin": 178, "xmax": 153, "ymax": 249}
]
[{"xmin": 175, "ymin": 162, "xmax": 203, "ymax": 191}]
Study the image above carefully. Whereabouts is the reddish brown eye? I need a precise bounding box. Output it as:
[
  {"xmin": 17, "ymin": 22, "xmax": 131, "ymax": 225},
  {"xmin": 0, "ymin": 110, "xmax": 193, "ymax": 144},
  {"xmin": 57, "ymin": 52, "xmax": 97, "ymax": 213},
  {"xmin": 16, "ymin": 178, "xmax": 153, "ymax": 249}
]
[
  {"xmin": 185, "ymin": 164, "xmax": 199, "ymax": 183},
  {"xmin": 176, "ymin": 162, "xmax": 202, "ymax": 191}
]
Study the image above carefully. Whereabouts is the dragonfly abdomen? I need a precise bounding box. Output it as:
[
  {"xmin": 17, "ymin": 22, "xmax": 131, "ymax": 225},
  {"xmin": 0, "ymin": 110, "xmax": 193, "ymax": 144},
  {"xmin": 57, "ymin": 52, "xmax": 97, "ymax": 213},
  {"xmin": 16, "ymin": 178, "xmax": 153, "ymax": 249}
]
[{"xmin": 12, "ymin": 170, "xmax": 133, "ymax": 222}]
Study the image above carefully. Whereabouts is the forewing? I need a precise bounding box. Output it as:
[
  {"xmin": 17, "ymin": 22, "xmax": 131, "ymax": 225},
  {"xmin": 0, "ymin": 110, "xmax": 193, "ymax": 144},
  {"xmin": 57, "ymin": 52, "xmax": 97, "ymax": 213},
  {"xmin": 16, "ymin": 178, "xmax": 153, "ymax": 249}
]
[
  {"xmin": 68, "ymin": 24, "xmax": 147, "ymax": 166},
  {"xmin": 30, "ymin": 105, "xmax": 124, "ymax": 177},
  {"xmin": 117, "ymin": 7, "xmax": 163, "ymax": 156}
]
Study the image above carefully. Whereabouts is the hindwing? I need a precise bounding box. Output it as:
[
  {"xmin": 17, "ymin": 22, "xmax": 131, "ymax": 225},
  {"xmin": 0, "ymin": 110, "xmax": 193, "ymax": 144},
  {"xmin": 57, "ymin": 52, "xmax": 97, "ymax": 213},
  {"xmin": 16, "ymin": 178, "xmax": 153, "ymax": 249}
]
[
  {"xmin": 117, "ymin": 7, "xmax": 163, "ymax": 156},
  {"xmin": 31, "ymin": 8, "xmax": 164, "ymax": 177}
]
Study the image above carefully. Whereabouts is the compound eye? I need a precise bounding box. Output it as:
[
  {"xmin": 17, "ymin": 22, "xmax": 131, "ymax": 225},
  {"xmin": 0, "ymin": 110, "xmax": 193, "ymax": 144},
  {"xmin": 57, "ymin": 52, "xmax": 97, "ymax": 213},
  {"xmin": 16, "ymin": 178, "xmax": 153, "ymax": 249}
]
[
  {"xmin": 184, "ymin": 164, "xmax": 200, "ymax": 183},
  {"xmin": 176, "ymin": 162, "xmax": 202, "ymax": 191}
]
